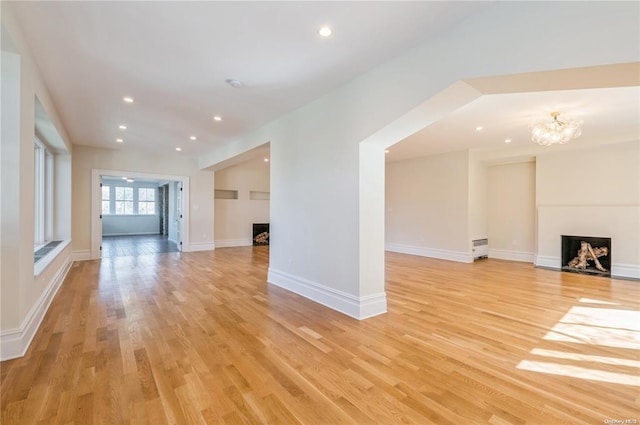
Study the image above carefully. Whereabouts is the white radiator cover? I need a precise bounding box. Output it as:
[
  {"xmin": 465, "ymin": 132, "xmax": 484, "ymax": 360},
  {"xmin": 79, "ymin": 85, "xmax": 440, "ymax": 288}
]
[{"xmin": 472, "ymin": 239, "xmax": 488, "ymax": 260}]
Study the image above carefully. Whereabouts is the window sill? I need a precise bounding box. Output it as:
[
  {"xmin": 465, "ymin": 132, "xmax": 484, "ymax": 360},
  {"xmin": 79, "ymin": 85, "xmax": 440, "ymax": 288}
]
[
  {"xmin": 34, "ymin": 239, "xmax": 70, "ymax": 277},
  {"xmin": 34, "ymin": 242, "xmax": 49, "ymax": 252}
]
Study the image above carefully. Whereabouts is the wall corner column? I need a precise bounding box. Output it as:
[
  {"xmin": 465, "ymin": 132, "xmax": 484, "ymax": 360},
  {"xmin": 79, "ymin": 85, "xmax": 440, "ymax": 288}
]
[{"xmin": 357, "ymin": 142, "xmax": 387, "ymax": 319}]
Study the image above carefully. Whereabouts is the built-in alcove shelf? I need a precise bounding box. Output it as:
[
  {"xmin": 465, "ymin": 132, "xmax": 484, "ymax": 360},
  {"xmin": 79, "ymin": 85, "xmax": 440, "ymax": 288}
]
[
  {"xmin": 249, "ymin": 191, "xmax": 270, "ymax": 200},
  {"xmin": 214, "ymin": 189, "xmax": 238, "ymax": 200}
]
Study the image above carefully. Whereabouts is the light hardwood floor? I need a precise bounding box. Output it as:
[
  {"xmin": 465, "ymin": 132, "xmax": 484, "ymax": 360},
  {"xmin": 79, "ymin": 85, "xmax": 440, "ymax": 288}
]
[{"xmin": 1, "ymin": 247, "xmax": 638, "ymax": 424}]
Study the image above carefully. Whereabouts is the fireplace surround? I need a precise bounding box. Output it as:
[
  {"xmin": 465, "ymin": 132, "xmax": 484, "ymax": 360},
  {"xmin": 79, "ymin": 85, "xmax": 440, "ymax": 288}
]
[
  {"xmin": 561, "ymin": 235, "xmax": 611, "ymax": 277},
  {"xmin": 253, "ymin": 223, "xmax": 269, "ymax": 246}
]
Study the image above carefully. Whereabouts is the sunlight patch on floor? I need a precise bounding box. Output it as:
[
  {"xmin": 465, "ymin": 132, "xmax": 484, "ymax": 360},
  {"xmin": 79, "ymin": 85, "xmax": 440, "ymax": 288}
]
[
  {"xmin": 578, "ymin": 298, "xmax": 618, "ymax": 305},
  {"xmin": 517, "ymin": 360, "xmax": 639, "ymax": 386},
  {"xmin": 519, "ymin": 300, "xmax": 639, "ymax": 386},
  {"xmin": 561, "ymin": 306, "xmax": 639, "ymax": 330},
  {"xmin": 544, "ymin": 323, "xmax": 640, "ymax": 349},
  {"xmin": 543, "ymin": 307, "xmax": 640, "ymax": 350},
  {"xmin": 530, "ymin": 348, "xmax": 640, "ymax": 368}
]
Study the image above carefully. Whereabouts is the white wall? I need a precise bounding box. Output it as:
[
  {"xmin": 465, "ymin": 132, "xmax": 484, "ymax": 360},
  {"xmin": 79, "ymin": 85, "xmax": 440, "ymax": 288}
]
[
  {"xmin": 189, "ymin": 171, "xmax": 215, "ymax": 250},
  {"xmin": 488, "ymin": 161, "xmax": 536, "ymax": 262},
  {"xmin": 1, "ymin": 4, "xmax": 74, "ymax": 359},
  {"xmin": 71, "ymin": 145, "xmax": 214, "ymax": 254},
  {"xmin": 54, "ymin": 153, "xmax": 72, "ymax": 240},
  {"xmin": 102, "ymin": 216, "xmax": 159, "ymax": 236},
  {"xmin": 536, "ymin": 140, "xmax": 639, "ymax": 278},
  {"xmin": 197, "ymin": 2, "xmax": 639, "ymax": 319},
  {"xmin": 468, "ymin": 152, "xmax": 488, "ymax": 243},
  {"xmin": 386, "ymin": 150, "xmax": 471, "ymax": 262},
  {"xmin": 214, "ymin": 157, "xmax": 270, "ymax": 247},
  {"xmin": 1, "ymin": 48, "xmax": 22, "ymax": 333},
  {"xmin": 537, "ymin": 141, "xmax": 639, "ymax": 206}
]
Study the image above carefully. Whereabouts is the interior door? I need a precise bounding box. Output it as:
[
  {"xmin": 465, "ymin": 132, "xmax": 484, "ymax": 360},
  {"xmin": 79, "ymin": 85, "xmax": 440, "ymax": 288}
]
[
  {"xmin": 91, "ymin": 175, "xmax": 103, "ymax": 258},
  {"xmin": 176, "ymin": 181, "xmax": 182, "ymax": 251}
]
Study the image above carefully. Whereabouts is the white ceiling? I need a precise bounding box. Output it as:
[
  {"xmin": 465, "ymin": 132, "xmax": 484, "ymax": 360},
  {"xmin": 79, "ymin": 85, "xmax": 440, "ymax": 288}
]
[
  {"xmin": 10, "ymin": 2, "xmax": 639, "ymax": 166},
  {"xmin": 10, "ymin": 1, "xmax": 492, "ymax": 157},
  {"xmin": 388, "ymin": 86, "xmax": 640, "ymax": 162}
]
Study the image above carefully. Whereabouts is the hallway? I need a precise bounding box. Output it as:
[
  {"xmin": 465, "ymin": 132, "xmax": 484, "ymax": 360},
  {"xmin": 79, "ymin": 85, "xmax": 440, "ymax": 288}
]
[{"xmin": 101, "ymin": 234, "xmax": 178, "ymax": 258}]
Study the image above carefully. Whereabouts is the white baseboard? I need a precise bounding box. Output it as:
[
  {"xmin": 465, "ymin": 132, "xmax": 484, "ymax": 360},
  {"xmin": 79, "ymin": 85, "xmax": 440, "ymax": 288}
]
[
  {"xmin": 489, "ymin": 249, "xmax": 534, "ymax": 263},
  {"xmin": 214, "ymin": 239, "xmax": 253, "ymax": 248},
  {"xmin": 535, "ymin": 255, "xmax": 560, "ymax": 269},
  {"xmin": 535, "ymin": 255, "xmax": 639, "ymax": 279},
  {"xmin": 611, "ymin": 264, "xmax": 640, "ymax": 280},
  {"xmin": 71, "ymin": 250, "xmax": 91, "ymax": 261},
  {"xmin": 185, "ymin": 242, "xmax": 215, "ymax": 252},
  {"xmin": 267, "ymin": 268, "xmax": 387, "ymax": 320},
  {"xmin": 0, "ymin": 256, "xmax": 73, "ymax": 361},
  {"xmin": 385, "ymin": 243, "xmax": 473, "ymax": 263}
]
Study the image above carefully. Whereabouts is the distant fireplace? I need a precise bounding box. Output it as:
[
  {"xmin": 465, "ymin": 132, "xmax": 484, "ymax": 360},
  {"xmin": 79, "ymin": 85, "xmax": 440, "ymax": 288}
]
[
  {"xmin": 253, "ymin": 223, "xmax": 269, "ymax": 246},
  {"xmin": 561, "ymin": 235, "xmax": 611, "ymax": 277}
]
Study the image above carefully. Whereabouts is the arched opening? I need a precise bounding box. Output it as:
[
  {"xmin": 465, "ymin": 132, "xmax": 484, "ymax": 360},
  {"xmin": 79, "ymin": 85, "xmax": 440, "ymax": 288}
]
[{"xmin": 358, "ymin": 63, "xmax": 640, "ymax": 309}]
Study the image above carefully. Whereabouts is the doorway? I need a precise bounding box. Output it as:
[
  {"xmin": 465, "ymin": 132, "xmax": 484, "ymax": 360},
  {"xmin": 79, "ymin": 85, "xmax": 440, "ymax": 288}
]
[{"xmin": 91, "ymin": 169, "xmax": 189, "ymax": 259}]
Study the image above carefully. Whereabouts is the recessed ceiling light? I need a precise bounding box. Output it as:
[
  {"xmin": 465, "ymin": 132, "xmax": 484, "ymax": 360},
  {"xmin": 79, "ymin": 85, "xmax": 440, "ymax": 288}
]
[
  {"xmin": 116, "ymin": 138, "xmax": 123, "ymax": 143},
  {"xmin": 505, "ymin": 139, "xmax": 512, "ymax": 143},
  {"xmin": 119, "ymin": 124, "xmax": 127, "ymax": 130},
  {"xmin": 176, "ymin": 147, "xmax": 182, "ymax": 152},
  {"xmin": 225, "ymin": 79, "xmax": 244, "ymax": 88},
  {"xmin": 264, "ymin": 158, "xmax": 269, "ymax": 162},
  {"xmin": 318, "ymin": 26, "xmax": 332, "ymax": 37},
  {"xmin": 126, "ymin": 179, "xmax": 134, "ymax": 183},
  {"xmin": 123, "ymin": 96, "xmax": 134, "ymax": 103},
  {"xmin": 213, "ymin": 115, "xmax": 222, "ymax": 122},
  {"xmin": 476, "ymin": 126, "xmax": 483, "ymax": 131},
  {"xmin": 190, "ymin": 136, "xmax": 197, "ymax": 141}
]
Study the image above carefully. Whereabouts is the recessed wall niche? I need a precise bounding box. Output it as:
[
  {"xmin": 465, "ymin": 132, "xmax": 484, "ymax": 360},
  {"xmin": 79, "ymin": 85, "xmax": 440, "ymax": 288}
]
[
  {"xmin": 249, "ymin": 191, "xmax": 270, "ymax": 200},
  {"xmin": 214, "ymin": 189, "xmax": 239, "ymax": 200}
]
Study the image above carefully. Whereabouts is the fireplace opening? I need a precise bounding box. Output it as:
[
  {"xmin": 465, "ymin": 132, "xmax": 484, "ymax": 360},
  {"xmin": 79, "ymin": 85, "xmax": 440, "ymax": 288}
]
[
  {"xmin": 561, "ymin": 235, "xmax": 611, "ymax": 277},
  {"xmin": 253, "ymin": 223, "xmax": 269, "ymax": 246}
]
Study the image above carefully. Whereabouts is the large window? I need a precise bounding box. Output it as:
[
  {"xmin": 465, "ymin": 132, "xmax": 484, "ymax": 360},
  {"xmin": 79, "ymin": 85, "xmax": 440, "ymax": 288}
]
[
  {"xmin": 115, "ymin": 186, "xmax": 134, "ymax": 214},
  {"xmin": 103, "ymin": 184, "xmax": 157, "ymax": 215},
  {"xmin": 138, "ymin": 188, "xmax": 156, "ymax": 215}
]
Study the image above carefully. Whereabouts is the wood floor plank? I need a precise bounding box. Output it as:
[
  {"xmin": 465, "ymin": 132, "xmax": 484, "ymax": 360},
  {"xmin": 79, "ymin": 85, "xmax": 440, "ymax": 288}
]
[{"xmin": 2, "ymin": 247, "xmax": 639, "ymax": 424}]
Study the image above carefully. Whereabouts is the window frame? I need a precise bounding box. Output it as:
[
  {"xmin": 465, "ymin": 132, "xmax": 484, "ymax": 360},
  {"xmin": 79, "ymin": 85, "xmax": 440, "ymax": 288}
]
[
  {"xmin": 101, "ymin": 184, "xmax": 111, "ymax": 215},
  {"xmin": 114, "ymin": 186, "xmax": 134, "ymax": 215},
  {"xmin": 34, "ymin": 137, "xmax": 53, "ymax": 250},
  {"xmin": 137, "ymin": 187, "xmax": 156, "ymax": 215}
]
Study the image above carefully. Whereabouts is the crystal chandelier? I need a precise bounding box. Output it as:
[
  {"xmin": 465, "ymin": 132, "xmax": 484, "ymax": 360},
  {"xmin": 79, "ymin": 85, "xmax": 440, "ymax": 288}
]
[{"xmin": 531, "ymin": 112, "xmax": 582, "ymax": 146}]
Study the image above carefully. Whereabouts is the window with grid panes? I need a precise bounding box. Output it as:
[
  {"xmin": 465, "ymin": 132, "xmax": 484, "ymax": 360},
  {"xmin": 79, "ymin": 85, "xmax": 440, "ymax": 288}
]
[
  {"xmin": 101, "ymin": 185, "xmax": 110, "ymax": 214},
  {"xmin": 138, "ymin": 188, "xmax": 156, "ymax": 215},
  {"xmin": 115, "ymin": 186, "xmax": 134, "ymax": 214}
]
